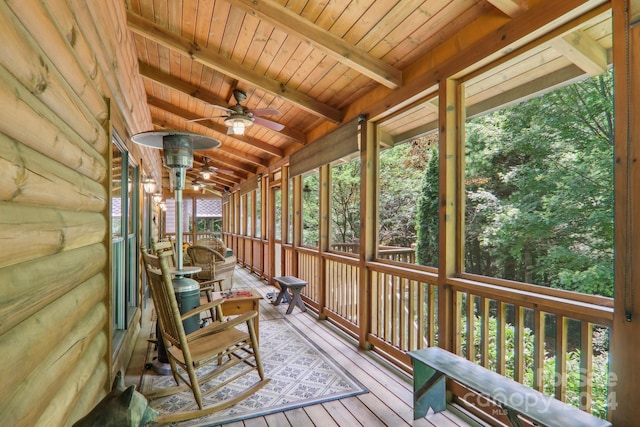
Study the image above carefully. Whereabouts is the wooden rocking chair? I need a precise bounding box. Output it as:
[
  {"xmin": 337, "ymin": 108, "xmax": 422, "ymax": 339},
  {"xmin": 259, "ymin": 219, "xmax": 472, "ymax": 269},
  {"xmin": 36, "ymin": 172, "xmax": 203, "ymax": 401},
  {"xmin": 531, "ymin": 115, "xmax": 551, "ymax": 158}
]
[{"xmin": 144, "ymin": 247, "xmax": 269, "ymax": 423}]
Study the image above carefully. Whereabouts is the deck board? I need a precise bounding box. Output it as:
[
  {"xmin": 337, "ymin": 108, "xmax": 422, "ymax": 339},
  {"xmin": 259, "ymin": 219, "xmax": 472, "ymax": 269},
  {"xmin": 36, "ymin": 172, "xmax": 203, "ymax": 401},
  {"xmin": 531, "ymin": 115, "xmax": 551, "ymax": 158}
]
[{"xmin": 126, "ymin": 266, "xmax": 476, "ymax": 427}]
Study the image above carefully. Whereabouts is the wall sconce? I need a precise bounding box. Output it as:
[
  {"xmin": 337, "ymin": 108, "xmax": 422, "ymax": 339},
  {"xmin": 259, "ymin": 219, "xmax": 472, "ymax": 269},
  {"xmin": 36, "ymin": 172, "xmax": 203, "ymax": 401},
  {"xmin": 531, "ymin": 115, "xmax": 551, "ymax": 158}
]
[
  {"xmin": 142, "ymin": 176, "xmax": 156, "ymax": 194},
  {"xmin": 152, "ymin": 192, "xmax": 163, "ymax": 204}
]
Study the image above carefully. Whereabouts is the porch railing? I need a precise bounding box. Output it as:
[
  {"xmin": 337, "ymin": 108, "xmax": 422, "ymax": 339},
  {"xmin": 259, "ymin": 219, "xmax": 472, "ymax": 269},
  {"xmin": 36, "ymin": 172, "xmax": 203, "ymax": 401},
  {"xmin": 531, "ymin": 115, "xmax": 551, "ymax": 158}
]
[{"xmin": 235, "ymin": 238, "xmax": 614, "ymax": 419}]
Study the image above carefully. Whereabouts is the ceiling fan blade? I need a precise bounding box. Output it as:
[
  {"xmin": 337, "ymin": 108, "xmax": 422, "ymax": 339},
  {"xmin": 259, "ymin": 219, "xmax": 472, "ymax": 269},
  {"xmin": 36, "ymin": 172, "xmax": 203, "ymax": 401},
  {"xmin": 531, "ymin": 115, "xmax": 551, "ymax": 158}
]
[
  {"xmin": 248, "ymin": 108, "xmax": 281, "ymax": 117},
  {"xmin": 185, "ymin": 115, "xmax": 226, "ymax": 123},
  {"xmin": 207, "ymin": 104, "xmax": 234, "ymax": 113},
  {"xmin": 253, "ymin": 116, "xmax": 285, "ymax": 131}
]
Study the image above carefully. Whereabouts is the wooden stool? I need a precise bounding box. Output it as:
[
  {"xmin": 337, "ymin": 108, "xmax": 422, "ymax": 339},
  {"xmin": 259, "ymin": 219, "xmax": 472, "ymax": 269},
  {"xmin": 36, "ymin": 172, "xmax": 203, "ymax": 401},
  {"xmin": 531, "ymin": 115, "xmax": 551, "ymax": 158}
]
[{"xmin": 273, "ymin": 276, "xmax": 308, "ymax": 314}]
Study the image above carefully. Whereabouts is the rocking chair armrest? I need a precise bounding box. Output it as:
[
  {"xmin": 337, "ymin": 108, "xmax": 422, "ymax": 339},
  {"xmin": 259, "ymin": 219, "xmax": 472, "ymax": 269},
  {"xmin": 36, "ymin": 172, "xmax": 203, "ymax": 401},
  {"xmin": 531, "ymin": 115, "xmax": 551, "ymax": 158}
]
[
  {"xmin": 180, "ymin": 298, "xmax": 225, "ymax": 321},
  {"xmin": 197, "ymin": 278, "xmax": 224, "ymax": 291},
  {"xmin": 186, "ymin": 310, "xmax": 258, "ymax": 341}
]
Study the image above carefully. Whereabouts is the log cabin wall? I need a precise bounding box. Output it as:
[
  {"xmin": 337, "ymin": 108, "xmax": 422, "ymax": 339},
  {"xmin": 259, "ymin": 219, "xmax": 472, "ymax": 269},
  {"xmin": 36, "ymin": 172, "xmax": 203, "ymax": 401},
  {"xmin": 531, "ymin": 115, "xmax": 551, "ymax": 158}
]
[{"xmin": 0, "ymin": 1, "xmax": 158, "ymax": 426}]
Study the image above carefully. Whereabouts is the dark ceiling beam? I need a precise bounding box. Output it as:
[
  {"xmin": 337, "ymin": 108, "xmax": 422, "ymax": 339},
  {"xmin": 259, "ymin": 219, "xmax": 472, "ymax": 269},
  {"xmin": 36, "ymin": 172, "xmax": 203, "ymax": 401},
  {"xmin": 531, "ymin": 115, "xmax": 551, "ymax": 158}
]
[
  {"xmin": 138, "ymin": 63, "xmax": 307, "ymax": 144},
  {"xmin": 127, "ymin": 11, "xmax": 344, "ymax": 123},
  {"xmin": 147, "ymin": 96, "xmax": 278, "ymax": 162},
  {"xmin": 225, "ymin": 0, "xmax": 402, "ymax": 89}
]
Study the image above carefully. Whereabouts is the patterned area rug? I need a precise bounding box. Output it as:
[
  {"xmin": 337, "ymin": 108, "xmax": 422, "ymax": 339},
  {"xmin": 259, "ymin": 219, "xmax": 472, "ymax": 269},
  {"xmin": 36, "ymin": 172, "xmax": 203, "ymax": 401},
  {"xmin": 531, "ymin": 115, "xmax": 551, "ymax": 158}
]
[{"xmin": 141, "ymin": 318, "xmax": 368, "ymax": 426}]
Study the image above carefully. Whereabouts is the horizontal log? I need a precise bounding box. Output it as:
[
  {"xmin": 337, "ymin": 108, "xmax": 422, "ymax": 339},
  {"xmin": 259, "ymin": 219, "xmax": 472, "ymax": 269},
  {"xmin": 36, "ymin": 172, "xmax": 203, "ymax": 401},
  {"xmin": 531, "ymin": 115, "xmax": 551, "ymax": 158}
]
[
  {"xmin": 0, "ymin": 245, "xmax": 106, "ymax": 335},
  {"xmin": 0, "ymin": 135, "xmax": 107, "ymax": 213},
  {"xmin": 64, "ymin": 360, "xmax": 109, "ymax": 427},
  {"xmin": 69, "ymin": 0, "xmax": 152, "ymax": 133},
  {"xmin": 0, "ymin": 275, "xmax": 106, "ymax": 403},
  {"xmin": 35, "ymin": 332, "xmax": 108, "ymax": 427},
  {"xmin": 0, "ymin": 65, "xmax": 106, "ymax": 181},
  {"xmin": 3, "ymin": 0, "xmax": 108, "ymax": 124},
  {"xmin": 0, "ymin": 304, "xmax": 106, "ymax": 426},
  {"xmin": 0, "ymin": 202, "xmax": 105, "ymax": 268}
]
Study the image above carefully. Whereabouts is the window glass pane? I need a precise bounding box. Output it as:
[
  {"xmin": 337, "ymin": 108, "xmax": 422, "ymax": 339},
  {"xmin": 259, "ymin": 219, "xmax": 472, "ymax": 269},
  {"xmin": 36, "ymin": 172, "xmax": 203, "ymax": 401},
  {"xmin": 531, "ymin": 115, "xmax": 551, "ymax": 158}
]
[
  {"xmin": 111, "ymin": 146, "xmax": 123, "ymax": 237},
  {"xmin": 302, "ymin": 172, "xmax": 319, "ymax": 247},
  {"xmin": 246, "ymin": 193, "xmax": 252, "ymax": 236},
  {"xmin": 463, "ymin": 71, "xmax": 614, "ymax": 297},
  {"xmin": 287, "ymin": 177, "xmax": 293, "ymax": 244},
  {"xmin": 274, "ymin": 188, "xmax": 282, "ymax": 241},
  {"xmin": 255, "ymin": 186, "xmax": 261, "ymax": 238},
  {"xmin": 330, "ymin": 156, "xmax": 360, "ymax": 254},
  {"xmin": 378, "ymin": 132, "xmax": 439, "ymax": 266}
]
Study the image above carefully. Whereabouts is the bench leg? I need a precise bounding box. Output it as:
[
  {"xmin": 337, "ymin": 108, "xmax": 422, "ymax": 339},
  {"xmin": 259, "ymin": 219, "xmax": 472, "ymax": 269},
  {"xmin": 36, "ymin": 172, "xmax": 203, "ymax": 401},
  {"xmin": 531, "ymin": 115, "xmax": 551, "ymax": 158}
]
[
  {"xmin": 287, "ymin": 288, "xmax": 307, "ymax": 314},
  {"xmin": 412, "ymin": 363, "xmax": 446, "ymax": 419},
  {"xmin": 273, "ymin": 287, "xmax": 288, "ymax": 306}
]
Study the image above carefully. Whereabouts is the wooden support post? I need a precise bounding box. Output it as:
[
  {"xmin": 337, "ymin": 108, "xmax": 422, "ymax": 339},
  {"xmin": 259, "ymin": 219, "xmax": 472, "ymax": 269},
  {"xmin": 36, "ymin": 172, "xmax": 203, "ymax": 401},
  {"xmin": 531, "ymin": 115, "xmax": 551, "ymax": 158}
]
[
  {"xmin": 610, "ymin": 0, "xmax": 640, "ymax": 424},
  {"xmin": 358, "ymin": 118, "xmax": 376, "ymax": 350},
  {"xmin": 438, "ymin": 78, "xmax": 465, "ymax": 351}
]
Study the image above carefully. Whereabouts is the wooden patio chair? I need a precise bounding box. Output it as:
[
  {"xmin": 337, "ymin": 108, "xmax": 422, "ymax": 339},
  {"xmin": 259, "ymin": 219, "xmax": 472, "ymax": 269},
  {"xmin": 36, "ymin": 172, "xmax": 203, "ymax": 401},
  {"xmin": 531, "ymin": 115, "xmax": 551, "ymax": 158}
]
[
  {"xmin": 187, "ymin": 244, "xmax": 228, "ymax": 293},
  {"xmin": 144, "ymin": 247, "xmax": 269, "ymax": 423}
]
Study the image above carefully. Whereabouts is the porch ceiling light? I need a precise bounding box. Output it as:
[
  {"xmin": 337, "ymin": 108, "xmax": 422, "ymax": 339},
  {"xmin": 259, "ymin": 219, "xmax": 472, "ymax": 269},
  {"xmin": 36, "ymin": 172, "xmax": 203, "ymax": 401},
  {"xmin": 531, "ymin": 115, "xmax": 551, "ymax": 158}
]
[
  {"xmin": 142, "ymin": 176, "xmax": 156, "ymax": 194},
  {"xmin": 224, "ymin": 115, "xmax": 253, "ymax": 135},
  {"xmin": 152, "ymin": 192, "xmax": 163, "ymax": 204}
]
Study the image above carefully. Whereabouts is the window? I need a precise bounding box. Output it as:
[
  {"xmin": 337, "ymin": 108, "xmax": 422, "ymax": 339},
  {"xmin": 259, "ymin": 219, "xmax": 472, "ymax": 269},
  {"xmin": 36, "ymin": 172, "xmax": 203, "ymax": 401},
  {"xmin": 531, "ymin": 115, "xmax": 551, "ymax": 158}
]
[
  {"xmin": 463, "ymin": 71, "xmax": 614, "ymax": 297},
  {"xmin": 111, "ymin": 133, "xmax": 139, "ymax": 333},
  {"xmin": 377, "ymin": 97, "xmax": 439, "ymax": 266},
  {"xmin": 330, "ymin": 155, "xmax": 360, "ymax": 254},
  {"xmin": 301, "ymin": 172, "xmax": 319, "ymax": 247}
]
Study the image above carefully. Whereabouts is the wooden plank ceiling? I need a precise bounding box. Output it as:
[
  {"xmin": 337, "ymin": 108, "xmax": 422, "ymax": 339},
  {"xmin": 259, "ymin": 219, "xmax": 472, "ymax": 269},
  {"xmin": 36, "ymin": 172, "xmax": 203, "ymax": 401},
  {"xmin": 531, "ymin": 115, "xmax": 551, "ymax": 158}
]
[{"xmin": 125, "ymin": 0, "xmax": 611, "ymax": 197}]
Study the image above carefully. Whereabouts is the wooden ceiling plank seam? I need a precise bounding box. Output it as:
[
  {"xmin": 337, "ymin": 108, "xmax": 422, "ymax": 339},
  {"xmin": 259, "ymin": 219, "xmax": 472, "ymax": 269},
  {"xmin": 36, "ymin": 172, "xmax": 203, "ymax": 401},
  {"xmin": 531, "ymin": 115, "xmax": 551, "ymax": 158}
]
[
  {"xmin": 256, "ymin": 27, "xmax": 292, "ymax": 78},
  {"xmin": 127, "ymin": 10, "xmax": 344, "ymax": 122},
  {"xmin": 274, "ymin": 37, "xmax": 313, "ymax": 84},
  {"xmin": 191, "ymin": 0, "xmax": 212, "ymax": 43},
  {"xmin": 340, "ymin": 0, "xmax": 396, "ymax": 47},
  {"xmin": 208, "ymin": 1, "xmax": 231, "ymax": 50},
  {"xmin": 224, "ymin": 0, "xmax": 402, "ymax": 89},
  {"xmin": 233, "ymin": 9, "xmax": 262, "ymax": 66},
  {"xmin": 315, "ymin": 0, "xmax": 352, "ymax": 30},
  {"xmin": 246, "ymin": 21, "xmax": 275, "ymax": 72},
  {"xmin": 220, "ymin": 5, "xmax": 246, "ymax": 58},
  {"xmin": 329, "ymin": 0, "xmax": 375, "ymax": 39},
  {"xmin": 352, "ymin": 0, "xmax": 426, "ymax": 53},
  {"xmin": 299, "ymin": 0, "xmax": 330, "ymax": 22},
  {"xmin": 372, "ymin": 0, "xmax": 484, "ymax": 65}
]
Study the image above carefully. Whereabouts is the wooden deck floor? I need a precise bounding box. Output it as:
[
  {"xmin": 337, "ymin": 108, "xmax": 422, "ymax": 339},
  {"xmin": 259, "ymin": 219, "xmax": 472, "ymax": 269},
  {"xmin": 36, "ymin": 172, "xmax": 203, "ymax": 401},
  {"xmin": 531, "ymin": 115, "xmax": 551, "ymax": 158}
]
[{"xmin": 126, "ymin": 266, "xmax": 477, "ymax": 427}]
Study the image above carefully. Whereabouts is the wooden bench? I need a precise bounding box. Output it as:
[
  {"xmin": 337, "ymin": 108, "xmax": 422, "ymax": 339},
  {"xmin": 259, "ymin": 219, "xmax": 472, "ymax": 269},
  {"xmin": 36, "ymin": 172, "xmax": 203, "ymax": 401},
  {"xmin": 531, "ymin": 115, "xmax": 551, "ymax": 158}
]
[
  {"xmin": 408, "ymin": 347, "xmax": 611, "ymax": 427},
  {"xmin": 272, "ymin": 276, "xmax": 307, "ymax": 314}
]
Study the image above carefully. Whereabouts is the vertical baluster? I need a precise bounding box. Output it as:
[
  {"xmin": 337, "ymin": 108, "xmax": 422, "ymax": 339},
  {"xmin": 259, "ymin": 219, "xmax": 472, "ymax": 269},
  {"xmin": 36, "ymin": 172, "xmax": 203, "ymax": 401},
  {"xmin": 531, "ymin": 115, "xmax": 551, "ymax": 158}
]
[
  {"xmin": 400, "ymin": 276, "xmax": 407, "ymax": 350},
  {"xmin": 514, "ymin": 305, "xmax": 524, "ymax": 383},
  {"xmin": 555, "ymin": 315, "xmax": 568, "ymax": 401},
  {"xmin": 533, "ymin": 310, "xmax": 546, "ymax": 391},
  {"xmin": 453, "ymin": 291, "xmax": 463, "ymax": 355},
  {"xmin": 428, "ymin": 283, "xmax": 436, "ymax": 347},
  {"xmin": 496, "ymin": 301, "xmax": 506, "ymax": 375},
  {"xmin": 467, "ymin": 293, "xmax": 476, "ymax": 361},
  {"xmin": 580, "ymin": 321, "xmax": 593, "ymax": 412},
  {"xmin": 384, "ymin": 272, "xmax": 391, "ymax": 344},
  {"xmin": 480, "ymin": 297, "xmax": 490, "ymax": 368}
]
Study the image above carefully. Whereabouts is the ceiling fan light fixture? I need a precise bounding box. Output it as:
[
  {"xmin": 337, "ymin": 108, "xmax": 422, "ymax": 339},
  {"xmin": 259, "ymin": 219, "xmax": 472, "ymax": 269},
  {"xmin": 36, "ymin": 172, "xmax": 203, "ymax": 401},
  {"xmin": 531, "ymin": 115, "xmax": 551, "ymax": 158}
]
[
  {"xmin": 201, "ymin": 171, "xmax": 211, "ymax": 180},
  {"xmin": 224, "ymin": 115, "xmax": 253, "ymax": 135}
]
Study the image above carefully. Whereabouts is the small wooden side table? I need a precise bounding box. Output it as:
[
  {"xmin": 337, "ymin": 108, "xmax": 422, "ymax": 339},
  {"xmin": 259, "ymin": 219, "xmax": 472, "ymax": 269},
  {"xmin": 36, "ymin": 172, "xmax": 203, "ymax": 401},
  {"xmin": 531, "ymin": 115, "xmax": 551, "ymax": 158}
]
[
  {"xmin": 212, "ymin": 289, "xmax": 262, "ymax": 342},
  {"xmin": 273, "ymin": 276, "xmax": 308, "ymax": 314}
]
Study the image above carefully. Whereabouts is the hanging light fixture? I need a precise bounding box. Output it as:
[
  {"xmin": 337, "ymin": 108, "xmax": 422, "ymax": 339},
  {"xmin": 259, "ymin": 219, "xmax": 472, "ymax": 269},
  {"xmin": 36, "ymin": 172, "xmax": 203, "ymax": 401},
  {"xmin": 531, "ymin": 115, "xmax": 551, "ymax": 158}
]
[
  {"xmin": 142, "ymin": 176, "xmax": 156, "ymax": 194},
  {"xmin": 224, "ymin": 115, "xmax": 253, "ymax": 135},
  {"xmin": 152, "ymin": 192, "xmax": 163, "ymax": 204}
]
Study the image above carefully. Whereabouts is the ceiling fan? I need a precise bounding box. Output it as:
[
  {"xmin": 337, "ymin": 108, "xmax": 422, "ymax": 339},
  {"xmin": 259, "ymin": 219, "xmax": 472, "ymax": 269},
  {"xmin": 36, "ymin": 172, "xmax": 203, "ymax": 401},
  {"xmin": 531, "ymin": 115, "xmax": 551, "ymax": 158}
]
[
  {"xmin": 187, "ymin": 89, "xmax": 285, "ymax": 135},
  {"xmin": 198, "ymin": 157, "xmax": 233, "ymax": 179}
]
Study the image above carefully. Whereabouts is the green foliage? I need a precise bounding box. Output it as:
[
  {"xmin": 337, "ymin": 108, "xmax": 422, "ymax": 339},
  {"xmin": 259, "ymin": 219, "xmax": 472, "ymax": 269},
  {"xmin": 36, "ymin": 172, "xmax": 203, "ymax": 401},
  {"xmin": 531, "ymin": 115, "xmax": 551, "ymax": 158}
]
[
  {"xmin": 415, "ymin": 147, "xmax": 439, "ymax": 266},
  {"xmin": 460, "ymin": 314, "xmax": 611, "ymax": 420},
  {"xmin": 331, "ymin": 159, "xmax": 361, "ymax": 244},
  {"xmin": 463, "ymin": 71, "xmax": 614, "ymax": 295}
]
